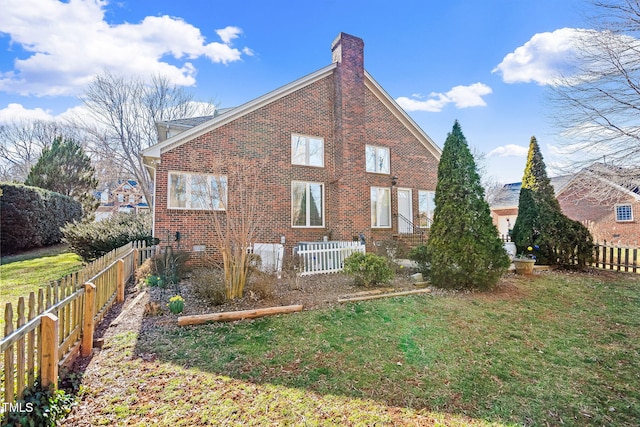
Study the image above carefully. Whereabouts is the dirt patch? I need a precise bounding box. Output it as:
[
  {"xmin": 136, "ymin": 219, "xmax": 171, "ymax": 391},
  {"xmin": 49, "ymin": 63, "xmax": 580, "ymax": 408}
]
[{"xmin": 145, "ymin": 268, "xmax": 421, "ymax": 322}]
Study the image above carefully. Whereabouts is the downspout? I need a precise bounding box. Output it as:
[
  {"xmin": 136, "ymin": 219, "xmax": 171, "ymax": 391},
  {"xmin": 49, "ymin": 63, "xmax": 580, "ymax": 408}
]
[{"xmin": 144, "ymin": 159, "xmax": 159, "ymax": 240}]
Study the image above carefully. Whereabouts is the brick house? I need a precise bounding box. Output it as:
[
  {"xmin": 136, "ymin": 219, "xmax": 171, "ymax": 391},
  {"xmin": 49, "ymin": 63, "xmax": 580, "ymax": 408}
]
[
  {"xmin": 141, "ymin": 33, "xmax": 441, "ymax": 255},
  {"xmin": 555, "ymin": 164, "xmax": 640, "ymax": 245},
  {"xmin": 491, "ymin": 164, "xmax": 640, "ymax": 245}
]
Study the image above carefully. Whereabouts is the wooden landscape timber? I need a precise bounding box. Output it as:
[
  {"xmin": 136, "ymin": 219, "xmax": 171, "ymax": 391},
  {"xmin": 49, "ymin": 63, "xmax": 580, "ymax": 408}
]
[
  {"xmin": 177, "ymin": 304, "xmax": 304, "ymax": 326},
  {"xmin": 337, "ymin": 288, "xmax": 432, "ymax": 303}
]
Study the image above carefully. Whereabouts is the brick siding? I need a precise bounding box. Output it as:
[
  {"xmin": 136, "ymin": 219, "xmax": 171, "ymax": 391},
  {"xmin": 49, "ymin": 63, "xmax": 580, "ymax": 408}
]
[
  {"xmin": 153, "ymin": 33, "xmax": 440, "ymax": 256},
  {"xmin": 558, "ymin": 185, "xmax": 640, "ymax": 245}
]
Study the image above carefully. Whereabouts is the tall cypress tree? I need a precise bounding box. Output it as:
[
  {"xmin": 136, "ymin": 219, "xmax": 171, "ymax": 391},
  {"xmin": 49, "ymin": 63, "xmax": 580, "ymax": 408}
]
[
  {"xmin": 512, "ymin": 136, "xmax": 593, "ymax": 266},
  {"xmin": 429, "ymin": 121, "xmax": 510, "ymax": 290},
  {"xmin": 25, "ymin": 137, "xmax": 99, "ymax": 217}
]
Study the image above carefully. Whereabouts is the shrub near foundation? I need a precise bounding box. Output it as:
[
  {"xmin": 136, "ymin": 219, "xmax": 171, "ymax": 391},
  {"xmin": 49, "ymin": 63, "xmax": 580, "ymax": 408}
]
[
  {"xmin": 191, "ymin": 268, "xmax": 226, "ymax": 306},
  {"xmin": 343, "ymin": 252, "xmax": 394, "ymax": 287}
]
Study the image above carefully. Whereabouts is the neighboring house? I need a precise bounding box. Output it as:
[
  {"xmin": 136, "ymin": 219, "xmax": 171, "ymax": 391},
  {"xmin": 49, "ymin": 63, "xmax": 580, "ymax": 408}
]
[
  {"xmin": 489, "ymin": 182, "xmax": 521, "ymax": 240},
  {"xmin": 95, "ymin": 179, "xmax": 149, "ymax": 221},
  {"xmin": 490, "ymin": 176, "xmax": 573, "ymax": 239},
  {"xmin": 556, "ymin": 164, "xmax": 639, "ymax": 245},
  {"xmin": 141, "ymin": 33, "xmax": 442, "ymax": 255},
  {"xmin": 491, "ymin": 164, "xmax": 640, "ymax": 245}
]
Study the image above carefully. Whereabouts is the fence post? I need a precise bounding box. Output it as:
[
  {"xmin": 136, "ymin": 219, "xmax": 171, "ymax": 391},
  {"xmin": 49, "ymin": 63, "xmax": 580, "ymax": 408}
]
[
  {"xmin": 117, "ymin": 259, "xmax": 125, "ymax": 303},
  {"xmin": 40, "ymin": 313, "xmax": 59, "ymax": 389},
  {"xmin": 81, "ymin": 283, "xmax": 96, "ymax": 357},
  {"xmin": 133, "ymin": 248, "xmax": 140, "ymax": 274},
  {"xmin": 4, "ymin": 303, "xmax": 14, "ymax": 404}
]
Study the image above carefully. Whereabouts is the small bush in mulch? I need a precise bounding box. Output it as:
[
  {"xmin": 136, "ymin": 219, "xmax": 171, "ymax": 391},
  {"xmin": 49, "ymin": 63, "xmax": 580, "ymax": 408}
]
[
  {"xmin": 136, "ymin": 249, "xmax": 190, "ymax": 291},
  {"xmin": 190, "ymin": 268, "xmax": 227, "ymax": 306},
  {"xmin": 343, "ymin": 252, "xmax": 394, "ymax": 287},
  {"xmin": 246, "ymin": 270, "xmax": 277, "ymax": 300}
]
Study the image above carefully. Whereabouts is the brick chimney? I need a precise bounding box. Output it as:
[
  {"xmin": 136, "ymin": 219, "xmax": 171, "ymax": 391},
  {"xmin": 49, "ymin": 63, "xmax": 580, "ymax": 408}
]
[{"xmin": 331, "ymin": 33, "xmax": 369, "ymax": 240}]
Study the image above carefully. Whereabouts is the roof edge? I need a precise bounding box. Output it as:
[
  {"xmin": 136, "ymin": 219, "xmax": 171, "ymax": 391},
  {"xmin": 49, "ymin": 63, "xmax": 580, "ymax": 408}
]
[
  {"xmin": 364, "ymin": 70, "xmax": 442, "ymax": 160},
  {"xmin": 556, "ymin": 169, "xmax": 640, "ymax": 201},
  {"xmin": 141, "ymin": 63, "xmax": 337, "ymax": 160}
]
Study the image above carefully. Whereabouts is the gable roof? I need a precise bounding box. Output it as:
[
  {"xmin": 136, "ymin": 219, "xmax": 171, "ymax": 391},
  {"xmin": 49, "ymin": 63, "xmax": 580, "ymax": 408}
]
[
  {"xmin": 141, "ymin": 63, "xmax": 441, "ymax": 176},
  {"xmin": 555, "ymin": 163, "xmax": 640, "ymax": 201}
]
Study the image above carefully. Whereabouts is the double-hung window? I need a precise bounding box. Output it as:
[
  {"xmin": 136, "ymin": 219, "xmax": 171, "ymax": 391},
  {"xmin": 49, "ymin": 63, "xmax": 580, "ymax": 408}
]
[
  {"xmin": 418, "ymin": 190, "xmax": 436, "ymax": 228},
  {"xmin": 168, "ymin": 171, "xmax": 227, "ymax": 210},
  {"xmin": 292, "ymin": 134, "xmax": 324, "ymax": 167},
  {"xmin": 292, "ymin": 181, "xmax": 324, "ymax": 227},
  {"xmin": 371, "ymin": 187, "xmax": 391, "ymax": 228},
  {"xmin": 366, "ymin": 145, "xmax": 390, "ymax": 174},
  {"xmin": 615, "ymin": 204, "xmax": 633, "ymax": 222}
]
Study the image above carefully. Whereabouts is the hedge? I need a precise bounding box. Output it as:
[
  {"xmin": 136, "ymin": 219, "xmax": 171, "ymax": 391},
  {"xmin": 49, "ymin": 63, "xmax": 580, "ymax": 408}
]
[
  {"xmin": 62, "ymin": 212, "xmax": 155, "ymax": 262},
  {"xmin": 0, "ymin": 182, "xmax": 83, "ymax": 254}
]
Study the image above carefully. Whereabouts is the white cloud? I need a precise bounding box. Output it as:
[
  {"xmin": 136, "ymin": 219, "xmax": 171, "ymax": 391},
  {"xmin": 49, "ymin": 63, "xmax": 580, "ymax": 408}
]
[
  {"xmin": 0, "ymin": 0, "xmax": 251, "ymax": 96},
  {"xmin": 216, "ymin": 26, "xmax": 242, "ymax": 44},
  {"xmin": 0, "ymin": 103, "xmax": 54, "ymax": 122},
  {"xmin": 493, "ymin": 28, "xmax": 583, "ymax": 86},
  {"xmin": 487, "ymin": 144, "xmax": 529, "ymax": 157},
  {"xmin": 396, "ymin": 83, "xmax": 492, "ymax": 112}
]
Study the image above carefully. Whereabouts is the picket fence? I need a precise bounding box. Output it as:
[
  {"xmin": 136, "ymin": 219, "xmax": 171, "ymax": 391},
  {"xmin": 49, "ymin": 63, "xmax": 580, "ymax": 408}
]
[
  {"xmin": 1, "ymin": 241, "xmax": 155, "ymax": 406},
  {"xmin": 295, "ymin": 241, "xmax": 365, "ymax": 276}
]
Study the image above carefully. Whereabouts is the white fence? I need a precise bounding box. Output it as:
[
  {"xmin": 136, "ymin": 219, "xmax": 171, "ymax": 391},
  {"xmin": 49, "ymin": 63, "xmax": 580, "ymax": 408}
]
[{"xmin": 295, "ymin": 241, "xmax": 366, "ymax": 276}]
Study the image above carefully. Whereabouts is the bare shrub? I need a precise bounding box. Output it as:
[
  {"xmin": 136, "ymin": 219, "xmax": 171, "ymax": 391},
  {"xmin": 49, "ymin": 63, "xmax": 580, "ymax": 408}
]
[
  {"xmin": 280, "ymin": 255, "xmax": 302, "ymax": 291},
  {"xmin": 246, "ymin": 270, "xmax": 277, "ymax": 300},
  {"xmin": 190, "ymin": 268, "xmax": 226, "ymax": 306}
]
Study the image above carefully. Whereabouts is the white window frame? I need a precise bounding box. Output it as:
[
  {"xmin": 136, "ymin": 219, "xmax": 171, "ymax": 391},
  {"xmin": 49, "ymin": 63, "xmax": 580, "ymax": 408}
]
[
  {"xmin": 167, "ymin": 171, "xmax": 227, "ymax": 211},
  {"xmin": 291, "ymin": 181, "xmax": 325, "ymax": 228},
  {"xmin": 366, "ymin": 145, "xmax": 390, "ymax": 174},
  {"xmin": 291, "ymin": 134, "xmax": 324, "ymax": 167},
  {"xmin": 418, "ymin": 190, "xmax": 436, "ymax": 228},
  {"xmin": 615, "ymin": 203, "xmax": 633, "ymax": 222},
  {"xmin": 371, "ymin": 186, "xmax": 392, "ymax": 228}
]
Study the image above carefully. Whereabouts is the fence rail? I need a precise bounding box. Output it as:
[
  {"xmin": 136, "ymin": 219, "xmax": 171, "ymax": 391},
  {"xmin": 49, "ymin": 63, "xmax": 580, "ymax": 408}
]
[
  {"xmin": 1, "ymin": 241, "xmax": 155, "ymax": 406},
  {"xmin": 295, "ymin": 241, "xmax": 366, "ymax": 276}
]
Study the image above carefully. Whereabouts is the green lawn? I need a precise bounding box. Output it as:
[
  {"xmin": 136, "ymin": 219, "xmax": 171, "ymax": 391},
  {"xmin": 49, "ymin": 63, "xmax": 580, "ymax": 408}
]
[
  {"xmin": 72, "ymin": 271, "xmax": 639, "ymax": 426},
  {"xmin": 0, "ymin": 244, "xmax": 82, "ymax": 326}
]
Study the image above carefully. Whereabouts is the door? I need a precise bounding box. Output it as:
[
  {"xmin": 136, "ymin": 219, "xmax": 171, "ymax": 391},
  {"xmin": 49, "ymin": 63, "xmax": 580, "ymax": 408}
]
[{"xmin": 397, "ymin": 188, "xmax": 413, "ymax": 233}]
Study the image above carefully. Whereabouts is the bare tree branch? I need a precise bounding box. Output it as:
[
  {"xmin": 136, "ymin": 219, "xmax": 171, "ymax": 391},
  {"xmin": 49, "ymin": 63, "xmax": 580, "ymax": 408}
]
[
  {"xmin": 76, "ymin": 71, "xmax": 216, "ymax": 202},
  {"xmin": 0, "ymin": 119, "xmax": 82, "ymax": 181},
  {"xmin": 550, "ymin": 1, "xmax": 640, "ymax": 180}
]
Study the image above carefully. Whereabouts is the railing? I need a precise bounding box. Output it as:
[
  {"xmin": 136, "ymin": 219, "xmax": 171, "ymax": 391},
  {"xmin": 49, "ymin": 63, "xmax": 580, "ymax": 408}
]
[
  {"xmin": 295, "ymin": 241, "xmax": 366, "ymax": 276},
  {"xmin": 592, "ymin": 242, "xmax": 639, "ymax": 273},
  {"xmin": 1, "ymin": 241, "xmax": 155, "ymax": 406}
]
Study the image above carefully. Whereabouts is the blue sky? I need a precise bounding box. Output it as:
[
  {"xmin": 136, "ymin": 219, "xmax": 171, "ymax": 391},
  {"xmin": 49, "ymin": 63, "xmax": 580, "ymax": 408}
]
[{"xmin": 0, "ymin": 0, "xmax": 591, "ymax": 183}]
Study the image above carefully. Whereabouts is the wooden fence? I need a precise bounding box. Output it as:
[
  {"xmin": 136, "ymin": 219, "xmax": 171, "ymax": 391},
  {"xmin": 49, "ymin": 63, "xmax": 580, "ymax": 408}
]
[
  {"xmin": 592, "ymin": 242, "xmax": 639, "ymax": 273},
  {"xmin": 1, "ymin": 241, "xmax": 155, "ymax": 406},
  {"xmin": 295, "ymin": 241, "xmax": 366, "ymax": 276}
]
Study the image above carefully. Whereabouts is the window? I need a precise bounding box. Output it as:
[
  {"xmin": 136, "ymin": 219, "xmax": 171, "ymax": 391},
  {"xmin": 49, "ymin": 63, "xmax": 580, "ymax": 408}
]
[
  {"xmin": 615, "ymin": 204, "xmax": 633, "ymax": 222},
  {"xmin": 292, "ymin": 134, "xmax": 324, "ymax": 167},
  {"xmin": 366, "ymin": 145, "xmax": 390, "ymax": 174},
  {"xmin": 292, "ymin": 181, "xmax": 324, "ymax": 227},
  {"xmin": 371, "ymin": 187, "xmax": 391, "ymax": 228},
  {"xmin": 168, "ymin": 172, "xmax": 227, "ymax": 210},
  {"xmin": 418, "ymin": 190, "xmax": 436, "ymax": 228}
]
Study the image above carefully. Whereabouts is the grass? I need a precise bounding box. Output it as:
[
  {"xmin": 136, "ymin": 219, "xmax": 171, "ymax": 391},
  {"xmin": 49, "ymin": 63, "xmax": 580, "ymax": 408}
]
[
  {"xmin": 71, "ymin": 271, "xmax": 639, "ymax": 426},
  {"xmin": 0, "ymin": 244, "xmax": 82, "ymax": 326}
]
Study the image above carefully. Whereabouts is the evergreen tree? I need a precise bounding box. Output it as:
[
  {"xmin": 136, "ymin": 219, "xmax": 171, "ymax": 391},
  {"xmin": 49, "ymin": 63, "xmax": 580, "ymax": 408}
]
[
  {"xmin": 512, "ymin": 136, "xmax": 593, "ymax": 266},
  {"xmin": 25, "ymin": 137, "xmax": 99, "ymax": 217},
  {"xmin": 429, "ymin": 121, "xmax": 510, "ymax": 290}
]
